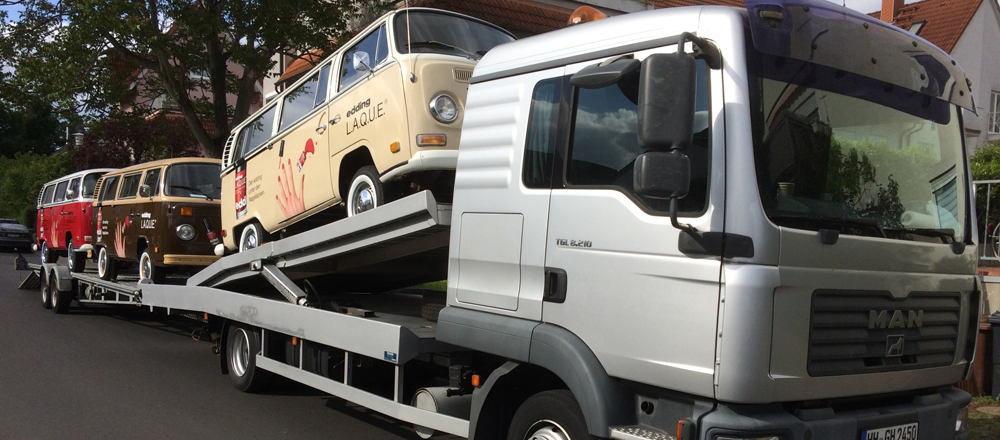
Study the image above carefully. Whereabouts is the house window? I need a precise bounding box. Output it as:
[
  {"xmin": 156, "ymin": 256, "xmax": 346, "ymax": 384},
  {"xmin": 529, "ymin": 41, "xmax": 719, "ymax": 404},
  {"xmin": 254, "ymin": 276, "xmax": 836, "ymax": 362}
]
[
  {"xmin": 909, "ymin": 20, "xmax": 926, "ymax": 35},
  {"xmin": 990, "ymin": 91, "xmax": 1000, "ymax": 134}
]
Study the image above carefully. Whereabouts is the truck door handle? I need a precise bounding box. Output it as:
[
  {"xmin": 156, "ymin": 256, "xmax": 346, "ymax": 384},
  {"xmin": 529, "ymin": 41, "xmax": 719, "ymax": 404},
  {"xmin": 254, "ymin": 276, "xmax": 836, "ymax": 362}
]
[{"xmin": 543, "ymin": 268, "xmax": 567, "ymax": 303}]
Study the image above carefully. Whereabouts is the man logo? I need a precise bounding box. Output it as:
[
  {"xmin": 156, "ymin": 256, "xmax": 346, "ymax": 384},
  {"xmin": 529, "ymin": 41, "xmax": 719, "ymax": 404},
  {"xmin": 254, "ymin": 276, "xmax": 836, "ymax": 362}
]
[
  {"xmin": 869, "ymin": 310, "xmax": 924, "ymax": 329},
  {"xmin": 886, "ymin": 335, "xmax": 905, "ymax": 357}
]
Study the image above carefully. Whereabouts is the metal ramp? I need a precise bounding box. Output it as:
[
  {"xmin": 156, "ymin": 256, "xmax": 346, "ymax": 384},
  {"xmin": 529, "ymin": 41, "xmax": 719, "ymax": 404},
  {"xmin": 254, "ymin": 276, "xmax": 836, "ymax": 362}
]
[{"xmin": 18, "ymin": 263, "xmax": 42, "ymax": 290}]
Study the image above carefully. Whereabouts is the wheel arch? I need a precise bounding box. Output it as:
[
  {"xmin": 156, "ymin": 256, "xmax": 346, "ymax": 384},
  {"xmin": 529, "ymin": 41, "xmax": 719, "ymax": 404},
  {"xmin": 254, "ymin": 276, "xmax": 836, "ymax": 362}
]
[{"xmin": 337, "ymin": 147, "xmax": 376, "ymax": 200}]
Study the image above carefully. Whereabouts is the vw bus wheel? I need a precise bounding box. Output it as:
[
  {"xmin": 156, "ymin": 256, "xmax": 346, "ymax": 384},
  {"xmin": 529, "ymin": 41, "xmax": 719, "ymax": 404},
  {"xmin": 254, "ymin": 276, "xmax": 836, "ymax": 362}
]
[
  {"xmin": 40, "ymin": 241, "xmax": 57, "ymax": 264},
  {"xmin": 68, "ymin": 240, "xmax": 86, "ymax": 273},
  {"xmin": 40, "ymin": 270, "xmax": 52, "ymax": 309},
  {"xmin": 239, "ymin": 222, "xmax": 268, "ymax": 252},
  {"xmin": 97, "ymin": 246, "xmax": 118, "ymax": 281},
  {"xmin": 507, "ymin": 390, "xmax": 590, "ymax": 440},
  {"xmin": 139, "ymin": 250, "xmax": 165, "ymax": 284},
  {"xmin": 347, "ymin": 166, "xmax": 384, "ymax": 217}
]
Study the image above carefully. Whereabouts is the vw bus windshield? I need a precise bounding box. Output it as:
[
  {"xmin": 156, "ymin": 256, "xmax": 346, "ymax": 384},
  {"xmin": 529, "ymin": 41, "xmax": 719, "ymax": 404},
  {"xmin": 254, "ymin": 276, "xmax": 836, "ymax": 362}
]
[
  {"xmin": 393, "ymin": 11, "xmax": 514, "ymax": 59},
  {"xmin": 165, "ymin": 163, "xmax": 222, "ymax": 199},
  {"xmin": 747, "ymin": 49, "xmax": 968, "ymax": 242},
  {"xmin": 83, "ymin": 173, "xmax": 103, "ymax": 198}
]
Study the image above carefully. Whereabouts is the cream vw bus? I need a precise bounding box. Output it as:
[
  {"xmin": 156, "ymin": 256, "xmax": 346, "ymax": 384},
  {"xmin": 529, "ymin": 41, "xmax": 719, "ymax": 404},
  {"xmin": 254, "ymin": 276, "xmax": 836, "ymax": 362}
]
[{"xmin": 220, "ymin": 8, "xmax": 514, "ymax": 252}]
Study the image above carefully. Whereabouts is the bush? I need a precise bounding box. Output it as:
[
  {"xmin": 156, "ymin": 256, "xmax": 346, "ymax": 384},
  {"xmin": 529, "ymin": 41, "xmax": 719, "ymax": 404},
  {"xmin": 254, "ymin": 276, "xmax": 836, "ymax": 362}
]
[{"xmin": 0, "ymin": 150, "xmax": 74, "ymax": 228}]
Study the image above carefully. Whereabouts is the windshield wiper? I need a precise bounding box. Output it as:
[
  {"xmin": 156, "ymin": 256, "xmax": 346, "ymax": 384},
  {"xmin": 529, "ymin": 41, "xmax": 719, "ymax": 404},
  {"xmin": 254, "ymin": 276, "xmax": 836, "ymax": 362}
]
[
  {"xmin": 170, "ymin": 185, "xmax": 215, "ymax": 201},
  {"xmin": 768, "ymin": 214, "xmax": 887, "ymax": 238},
  {"xmin": 884, "ymin": 227, "xmax": 955, "ymax": 243},
  {"xmin": 410, "ymin": 41, "xmax": 480, "ymax": 60}
]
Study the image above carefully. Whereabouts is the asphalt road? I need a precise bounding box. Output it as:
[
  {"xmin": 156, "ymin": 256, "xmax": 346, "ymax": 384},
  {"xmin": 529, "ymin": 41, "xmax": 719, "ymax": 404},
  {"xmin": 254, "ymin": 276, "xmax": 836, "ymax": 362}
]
[{"xmin": 0, "ymin": 250, "xmax": 422, "ymax": 440}]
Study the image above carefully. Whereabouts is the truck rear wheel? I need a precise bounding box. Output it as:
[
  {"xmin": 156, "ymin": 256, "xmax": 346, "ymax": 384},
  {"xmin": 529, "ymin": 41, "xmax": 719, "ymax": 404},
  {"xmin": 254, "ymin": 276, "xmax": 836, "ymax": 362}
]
[
  {"xmin": 227, "ymin": 323, "xmax": 273, "ymax": 392},
  {"xmin": 507, "ymin": 390, "xmax": 591, "ymax": 440},
  {"xmin": 51, "ymin": 275, "xmax": 71, "ymax": 314},
  {"xmin": 347, "ymin": 166, "xmax": 384, "ymax": 216}
]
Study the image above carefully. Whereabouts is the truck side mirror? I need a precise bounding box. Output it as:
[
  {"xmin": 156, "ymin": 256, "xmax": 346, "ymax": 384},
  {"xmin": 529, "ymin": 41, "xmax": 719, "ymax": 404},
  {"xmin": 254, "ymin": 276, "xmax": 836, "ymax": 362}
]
[
  {"xmin": 638, "ymin": 52, "xmax": 697, "ymax": 152},
  {"xmin": 353, "ymin": 52, "xmax": 371, "ymax": 73},
  {"xmin": 634, "ymin": 151, "xmax": 690, "ymax": 200}
]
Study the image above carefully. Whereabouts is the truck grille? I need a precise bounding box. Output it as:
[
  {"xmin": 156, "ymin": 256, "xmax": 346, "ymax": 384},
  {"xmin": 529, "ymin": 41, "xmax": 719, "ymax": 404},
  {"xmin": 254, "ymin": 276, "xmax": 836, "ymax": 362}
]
[{"xmin": 808, "ymin": 289, "xmax": 961, "ymax": 377}]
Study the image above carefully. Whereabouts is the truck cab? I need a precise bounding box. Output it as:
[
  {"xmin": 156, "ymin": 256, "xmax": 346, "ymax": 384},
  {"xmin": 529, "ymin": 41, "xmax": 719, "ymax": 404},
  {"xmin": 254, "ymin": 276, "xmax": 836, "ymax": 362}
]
[{"xmin": 440, "ymin": 1, "xmax": 980, "ymax": 438}]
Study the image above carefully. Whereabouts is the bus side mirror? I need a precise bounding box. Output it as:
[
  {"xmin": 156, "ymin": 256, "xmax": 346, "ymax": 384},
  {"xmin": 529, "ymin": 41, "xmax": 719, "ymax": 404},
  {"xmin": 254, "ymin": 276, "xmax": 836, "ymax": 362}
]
[
  {"xmin": 139, "ymin": 184, "xmax": 152, "ymax": 198},
  {"xmin": 66, "ymin": 188, "xmax": 78, "ymax": 199},
  {"xmin": 353, "ymin": 52, "xmax": 371, "ymax": 73}
]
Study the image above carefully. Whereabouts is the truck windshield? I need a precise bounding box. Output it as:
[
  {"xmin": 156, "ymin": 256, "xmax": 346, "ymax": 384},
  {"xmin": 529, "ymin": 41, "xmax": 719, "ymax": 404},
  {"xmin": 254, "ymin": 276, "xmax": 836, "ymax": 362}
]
[
  {"xmin": 393, "ymin": 11, "xmax": 514, "ymax": 59},
  {"xmin": 165, "ymin": 163, "xmax": 222, "ymax": 199},
  {"xmin": 747, "ymin": 49, "xmax": 968, "ymax": 242}
]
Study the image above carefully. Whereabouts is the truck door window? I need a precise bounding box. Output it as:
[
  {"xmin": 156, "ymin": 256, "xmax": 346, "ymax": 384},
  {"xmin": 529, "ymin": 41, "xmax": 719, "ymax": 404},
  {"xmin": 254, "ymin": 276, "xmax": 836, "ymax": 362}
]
[
  {"xmin": 99, "ymin": 176, "xmax": 119, "ymax": 202},
  {"xmin": 54, "ymin": 181, "xmax": 68, "ymax": 204},
  {"xmin": 565, "ymin": 59, "xmax": 710, "ymax": 214},
  {"xmin": 141, "ymin": 169, "xmax": 161, "ymax": 197},
  {"xmin": 117, "ymin": 173, "xmax": 142, "ymax": 199},
  {"xmin": 340, "ymin": 25, "xmax": 388, "ymax": 91},
  {"xmin": 523, "ymin": 78, "xmax": 563, "ymax": 189}
]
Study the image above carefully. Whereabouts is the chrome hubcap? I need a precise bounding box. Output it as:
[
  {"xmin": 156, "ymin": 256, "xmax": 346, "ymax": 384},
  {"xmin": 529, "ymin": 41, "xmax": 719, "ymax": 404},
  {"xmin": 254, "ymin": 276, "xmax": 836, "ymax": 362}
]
[
  {"xmin": 67, "ymin": 241, "xmax": 74, "ymax": 269},
  {"xmin": 98, "ymin": 249, "xmax": 107, "ymax": 276},
  {"xmin": 524, "ymin": 420, "xmax": 571, "ymax": 440},
  {"xmin": 242, "ymin": 228, "xmax": 257, "ymax": 251},
  {"xmin": 352, "ymin": 184, "xmax": 375, "ymax": 214},
  {"xmin": 230, "ymin": 329, "xmax": 250, "ymax": 377},
  {"xmin": 141, "ymin": 254, "xmax": 151, "ymax": 280}
]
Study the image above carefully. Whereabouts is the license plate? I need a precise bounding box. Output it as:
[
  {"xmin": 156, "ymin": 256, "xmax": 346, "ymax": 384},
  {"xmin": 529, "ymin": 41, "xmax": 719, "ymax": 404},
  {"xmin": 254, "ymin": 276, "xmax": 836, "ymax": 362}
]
[{"xmin": 861, "ymin": 422, "xmax": 918, "ymax": 440}]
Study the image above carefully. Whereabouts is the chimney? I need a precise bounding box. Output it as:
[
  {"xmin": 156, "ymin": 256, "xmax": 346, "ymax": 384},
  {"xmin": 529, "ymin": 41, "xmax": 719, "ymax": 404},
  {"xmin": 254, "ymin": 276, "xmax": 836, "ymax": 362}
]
[{"xmin": 881, "ymin": 0, "xmax": 905, "ymax": 23}]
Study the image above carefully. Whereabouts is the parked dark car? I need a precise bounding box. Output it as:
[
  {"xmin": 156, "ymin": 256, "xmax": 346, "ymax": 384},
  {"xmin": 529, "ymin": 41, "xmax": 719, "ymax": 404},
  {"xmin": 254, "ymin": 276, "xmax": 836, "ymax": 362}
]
[{"xmin": 0, "ymin": 219, "xmax": 33, "ymax": 252}]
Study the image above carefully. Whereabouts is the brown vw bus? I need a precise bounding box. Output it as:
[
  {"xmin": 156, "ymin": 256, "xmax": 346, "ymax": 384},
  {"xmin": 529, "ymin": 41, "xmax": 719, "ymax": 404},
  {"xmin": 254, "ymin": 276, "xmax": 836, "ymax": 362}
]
[{"xmin": 92, "ymin": 158, "xmax": 222, "ymax": 283}]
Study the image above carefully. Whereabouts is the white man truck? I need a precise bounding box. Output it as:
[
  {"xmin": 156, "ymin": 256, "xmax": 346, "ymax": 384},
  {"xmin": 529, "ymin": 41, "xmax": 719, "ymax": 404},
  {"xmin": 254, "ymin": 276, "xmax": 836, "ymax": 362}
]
[{"xmin": 34, "ymin": 1, "xmax": 984, "ymax": 439}]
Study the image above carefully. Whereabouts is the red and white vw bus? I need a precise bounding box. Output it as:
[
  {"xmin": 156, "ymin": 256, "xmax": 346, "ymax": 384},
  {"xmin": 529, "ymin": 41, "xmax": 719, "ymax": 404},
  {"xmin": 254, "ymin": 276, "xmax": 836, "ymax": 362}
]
[{"xmin": 35, "ymin": 168, "xmax": 115, "ymax": 271}]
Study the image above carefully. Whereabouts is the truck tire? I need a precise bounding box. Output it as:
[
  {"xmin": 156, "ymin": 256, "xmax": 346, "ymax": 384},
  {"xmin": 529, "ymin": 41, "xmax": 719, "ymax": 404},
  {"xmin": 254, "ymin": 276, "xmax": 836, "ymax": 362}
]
[
  {"xmin": 40, "ymin": 241, "xmax": 57, "ymax": 264},
  {"xmin": 507, "ymin": 390, "xmax": 591, "ymax": 440},
  {"xmin": 97, "ymin": 246, "xmax": 118, "ymax": 281},
  {"xmin": 68, "ymin": 240, "xmax": 86, "ymax": 273},
  {"xmin": 227, "ymin": 323, "xmax": 273, "ymax": 392},
  {"xmin": 239, "ymin": 222, "xmax": 268, "ymax": 252},
  {"xmin": 40, "ymin": 270, "xmax": 52, "ymax": 309},
  {"xmin": 347, "ymin": 166, "xmax": 384, "ymax": 217},
  {"xmin": 139, "ymin": 249, "xmax": 166, "ymax": 284}
]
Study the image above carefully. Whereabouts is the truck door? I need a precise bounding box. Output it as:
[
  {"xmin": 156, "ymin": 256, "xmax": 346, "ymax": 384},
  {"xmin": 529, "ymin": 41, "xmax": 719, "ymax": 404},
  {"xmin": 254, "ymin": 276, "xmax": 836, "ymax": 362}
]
[{"xmin": 540, "ymin": 52, "xmax": 725, "ymax": 394}]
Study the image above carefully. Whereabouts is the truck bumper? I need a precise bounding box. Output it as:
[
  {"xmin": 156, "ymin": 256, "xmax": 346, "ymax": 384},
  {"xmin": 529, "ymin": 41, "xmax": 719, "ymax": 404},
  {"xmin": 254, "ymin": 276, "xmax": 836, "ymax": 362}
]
[{"xmin": 614, "ymin": 387, "xmax": 970, "ymax": 440}]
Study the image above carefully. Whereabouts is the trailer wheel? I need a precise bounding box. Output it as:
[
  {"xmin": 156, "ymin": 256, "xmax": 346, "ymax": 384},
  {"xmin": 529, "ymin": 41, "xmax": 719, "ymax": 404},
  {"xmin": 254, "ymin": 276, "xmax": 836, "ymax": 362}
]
[
  {"xmin": 51, "ymin": 277, "xmax": 71, "ymax": 314},
  {"xmin": 68, "ymin": 240, "xmax": 86, "ymax": 273},
  {"xmin": 40, "ymin": 241, "xmax": 58, "ymax": 264},
  {"xmin": 40, "ymin": 270, "xmax": 52, "ymax": 309},
  {"xmin": 97, "ymin": 246, "xmax": 118, "ymax": 281},
  {"xmin": 227, "ymin": 324, "xmax": 273, "ymax": 392},
  {"xmin": 139, "ymin": 249, "xmax": 166, "ymax": 284},
  {"xmin": 238, "ymin": 222, "xmax": 268, "ymax": 252},
  {"xmin": 347, "ymin": 166, "xmax": 384, "ymax": 217},
  {"xmin": 507, "ymin": 390, "xmax": 590, "ymax": 440}
]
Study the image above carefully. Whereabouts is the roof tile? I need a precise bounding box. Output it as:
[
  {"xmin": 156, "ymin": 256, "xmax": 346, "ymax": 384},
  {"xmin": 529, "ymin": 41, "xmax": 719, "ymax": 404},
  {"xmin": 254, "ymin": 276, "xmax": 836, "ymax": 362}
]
[{"xmin": 870, "ymin": 0, "xmax": 983, "ymax": 53}]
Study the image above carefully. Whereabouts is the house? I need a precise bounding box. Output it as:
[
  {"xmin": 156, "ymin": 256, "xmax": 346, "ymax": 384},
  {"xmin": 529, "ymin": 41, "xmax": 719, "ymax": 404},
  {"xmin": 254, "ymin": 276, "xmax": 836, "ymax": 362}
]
[{"xmin": 876, "ymin": 0, "xmax": 1000, "ymax": 152}]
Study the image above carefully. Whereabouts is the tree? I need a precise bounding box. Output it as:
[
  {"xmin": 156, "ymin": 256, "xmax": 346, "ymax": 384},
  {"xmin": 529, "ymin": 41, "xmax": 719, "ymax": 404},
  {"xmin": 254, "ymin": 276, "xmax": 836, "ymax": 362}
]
[
  {"xmin": 0, "ymin": 150, "xmax": 74, "ymax": 228},
  {"xmin": 0, "ymin": 97, "xmax": 64, "ymax": 157},
  {"xmin": 0, "ymin": 0, "xmax": 390, "ymax": 158},
  {"xmin": 75, "ymin": 110, "xmax": 202, "ymax": 169}
]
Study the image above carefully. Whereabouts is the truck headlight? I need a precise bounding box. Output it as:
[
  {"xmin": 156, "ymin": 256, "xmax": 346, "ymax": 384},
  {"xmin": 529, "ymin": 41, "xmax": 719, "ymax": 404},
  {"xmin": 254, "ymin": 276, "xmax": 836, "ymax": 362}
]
[
  {"xmin": 429, "ymin": 94, "xmax": 458, "ymax": 123},
  {"xmin": 176, "ymin": 224, "xmax": 196, "ymax": 241}
]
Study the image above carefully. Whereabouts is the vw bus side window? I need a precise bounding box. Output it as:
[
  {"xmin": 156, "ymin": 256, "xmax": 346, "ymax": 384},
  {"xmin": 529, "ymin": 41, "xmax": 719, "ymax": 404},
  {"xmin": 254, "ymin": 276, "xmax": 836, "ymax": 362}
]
[
  {"xmin": 54, "ymin": 181, "xmax": 68, "ymax": 204},
  {"xmin": 118, "ymin": 173, "xmax": 142, "ymax": 199},
  {"xmin": 141, "ymin": 168, "xmax": 162, "ymax": 197},
  {"xmin": 565, "ymin": 59, "xmax": 711, "ymax": 214},
  {"xmin": 99, "ymin": 176, "xmax": 119, "ymax": 202},
  {"xmin": 67, "ymin": 178, "xmax": 81, "ymax": 200},
  {"xmin": 83, "ymin": 173, "xmax": 102, "ymax": 198},
  {"xmin": 340, "ymin": 25, "xmax": 388, "ymax": 91},
  {"xmin": 239, "ymin": 105, "xmax": 277, "ymax": 159},
  {"xmin": 42, "ymin": 185, "xmax": 55, "ymax": 206},
  {"xmin": 279, "ymin": 64, "xmax": 331, "ymax": 132}
]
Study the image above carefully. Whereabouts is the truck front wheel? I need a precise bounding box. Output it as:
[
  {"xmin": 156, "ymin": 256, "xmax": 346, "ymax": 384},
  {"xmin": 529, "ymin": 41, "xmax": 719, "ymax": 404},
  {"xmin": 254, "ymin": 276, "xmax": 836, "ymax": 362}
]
[
  {"xmin": 507, "ymin": 390, "xmax": 591, "ymax": 440},
  {"xmin": 227, "ymin": 323, "xmax": 273, "ymax": 392}
]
